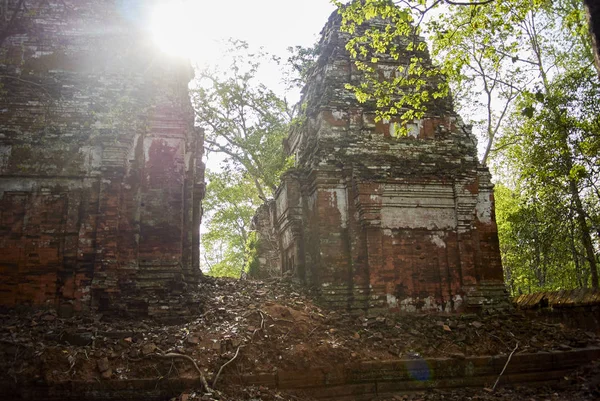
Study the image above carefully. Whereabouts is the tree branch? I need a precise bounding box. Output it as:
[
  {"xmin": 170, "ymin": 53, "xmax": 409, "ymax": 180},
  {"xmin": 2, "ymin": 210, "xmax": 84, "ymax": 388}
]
[
  {"xmin": 444, "ymin": 0, "xmax": 494, "ymax": 5},
  {"xmin": 204, "ymin": 139, "xmax": 268, "ymax": 201}
]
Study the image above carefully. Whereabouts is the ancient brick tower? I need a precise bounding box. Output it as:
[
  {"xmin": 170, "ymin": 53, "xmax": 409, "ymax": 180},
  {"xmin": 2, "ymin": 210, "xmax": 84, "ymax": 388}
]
[
  {"xmin": 0, "ymin": 1, "xmax": 204, "ymax": 318},
  {"xmin": 255, "ymin": 12, "xmax": 507, "ymax": 313}
]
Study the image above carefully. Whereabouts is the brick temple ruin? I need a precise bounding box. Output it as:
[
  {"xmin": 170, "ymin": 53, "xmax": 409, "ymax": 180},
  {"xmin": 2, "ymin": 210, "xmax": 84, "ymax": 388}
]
[
  {"xmin": 253, "ymin": 12, "xmax": 508, "ymax": 313},
  {"xmin": 0, "ymin": 0, "xmax": 204, "ymax": 318},
  {"xmin": 0, "ymin": 1, "xmax": 506, "ymax": 318},
  {"xmin": 4, "ymin": 5, "xmax": 600, "ymax": 401}
]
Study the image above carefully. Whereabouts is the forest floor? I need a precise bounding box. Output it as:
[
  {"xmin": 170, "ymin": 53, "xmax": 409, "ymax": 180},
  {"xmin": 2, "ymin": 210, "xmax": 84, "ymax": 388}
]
[{"xmin": 1, "ymin": 276, "xmax": 599, "ymax": 400}]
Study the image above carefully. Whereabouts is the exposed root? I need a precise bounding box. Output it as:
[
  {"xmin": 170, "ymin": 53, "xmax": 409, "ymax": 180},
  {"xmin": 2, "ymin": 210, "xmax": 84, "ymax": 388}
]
[
  {"xmin": 491, "ymin": 342, "xmax": 519, "ymax": 391},
  {"xmin": 212, "ymin": 345, "xmax": 243, "ymax": 389},
  {"xmin": 250, "ymin": 311, "xmax": 266, "ymax": 341},
  {"xmin": 306, "ymin": 326, "xmax": 317, "ymax": 338},
  {"xmin": 488, "ymin": 333, "xmax": 510, "ymax": 351},
  {"xmin": 143, "ymin": 352, "xmax": 212, "ymax": 393}
]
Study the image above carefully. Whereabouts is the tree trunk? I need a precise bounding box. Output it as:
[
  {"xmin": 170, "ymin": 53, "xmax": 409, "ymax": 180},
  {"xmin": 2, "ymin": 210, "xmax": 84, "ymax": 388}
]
[
  {"xmin": 584, "ymin": 0, "xmax": 600, "ymax": 76},
  {"xmin": 532, "ymin": 205, "xmax": 543, "ymax": 287},
  {"xmin": 252, "ymin": 176, "xmax": 267, "ymax": 201},
  {"xmin": 569, "ymin": 216, "xmax": 585, "ymax": 288},
  {"xmin": 569, "ymin": 178, "xmax": 599, "ymax": 288}
]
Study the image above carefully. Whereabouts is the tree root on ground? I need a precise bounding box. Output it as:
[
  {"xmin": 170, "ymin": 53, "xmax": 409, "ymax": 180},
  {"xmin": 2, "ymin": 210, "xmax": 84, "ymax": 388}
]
[
  {"xmin": 131, "ymin": 352, "xmax": 213, "ymax": 393},
  {"xmin": 213, "ymin": 345, "xmax": 244, "ymax": 389}
]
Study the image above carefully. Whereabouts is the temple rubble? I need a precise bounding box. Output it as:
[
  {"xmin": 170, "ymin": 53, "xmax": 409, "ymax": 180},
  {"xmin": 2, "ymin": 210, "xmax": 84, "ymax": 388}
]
[
  {"xmin": 252, "ymin": 11, "xmax": 509, "ymax": 313},
  {"xmin": 0, "ymin": 0, "xmax": 204, "ymax": 318}
]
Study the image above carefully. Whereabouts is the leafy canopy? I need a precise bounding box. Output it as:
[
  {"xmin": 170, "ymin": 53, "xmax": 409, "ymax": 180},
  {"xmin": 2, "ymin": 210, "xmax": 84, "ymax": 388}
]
[{"xmin": 193, "ymin": 42, "xmax": 292, "ymax": 277}]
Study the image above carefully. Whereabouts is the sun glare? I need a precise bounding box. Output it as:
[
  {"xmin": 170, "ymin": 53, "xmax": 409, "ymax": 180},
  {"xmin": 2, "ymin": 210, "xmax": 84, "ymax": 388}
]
[
  {"xmin": 149, "ymin": 0, "xmax": 337, "ymax": 67},
  {"xmin": 150, "ymin": 1, "xmax": 198, "ymax": 58}
]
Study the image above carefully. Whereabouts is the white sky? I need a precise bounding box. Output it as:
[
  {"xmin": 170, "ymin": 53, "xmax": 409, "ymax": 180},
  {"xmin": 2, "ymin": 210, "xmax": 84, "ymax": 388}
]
[
  {"xmin": 193, "ymin": 0, "xmax": 336, "ymax": 58},
  {"xmin": 151, "ymin": 0, "xmax": 336, "ymax": 93}
]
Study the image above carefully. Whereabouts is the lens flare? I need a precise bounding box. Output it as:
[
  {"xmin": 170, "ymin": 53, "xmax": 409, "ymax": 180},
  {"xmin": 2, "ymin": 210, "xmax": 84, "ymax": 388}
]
[
  {"xmin": 150, "ymin": 1, "xmax": 196, "ymax": 57},
  {"xmin": 405, "ymin": 358, "xmax": 432, "ymax": 382}
]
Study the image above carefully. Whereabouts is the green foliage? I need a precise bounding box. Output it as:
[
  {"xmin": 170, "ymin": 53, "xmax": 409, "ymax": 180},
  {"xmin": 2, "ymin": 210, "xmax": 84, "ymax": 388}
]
[
  {"xmin": 285, "ymin": 43, "xmax": 321, "ymax": 89},
  {"xmin": 333, "ymin": 0, "xmax": 449, "ymax": 127},
  {"xmin": 495, "ymin": 68, "xmax": 600, "ymax": 292},
  {"xmin": 495, "ymin": 184, "xmax": 591, "ymax": 295},
  {"xmin": 428, "ymin": 0, "xmax": 537, "ymax": 163},
  {"xmin": 192, "ymin": 40, "xmax": 291, "ymax": 201},
  {"xmin": 202, "ymin": 171, "xmax": 261, "ymax": 278},
  {"xmin": 504, "ymin": 69, "xmax": 600, "ymax": 191},
  {"xmin": 243, "ymin": 231, "xmax": 260, "ymax": 278},
  {"xmin": 334, "ymin": 0, "xmax": 595, "ymax": 160},
  {"xmin": 194, "ymin": 42, "xmax": 291, "ymax": 277}
]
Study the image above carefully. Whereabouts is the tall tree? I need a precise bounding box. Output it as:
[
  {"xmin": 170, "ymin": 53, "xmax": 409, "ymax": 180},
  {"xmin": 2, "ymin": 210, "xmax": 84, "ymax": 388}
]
[
  {"xmin": 583, "ymin": 0, "xmax": 600, "ymax": 75},
  {"xmin": 429, "ymin": 4, "xmax": 527, "ymax": 164},
  {"xmin": 192, "ymin": 41, "xmax": 292, "ymax": 201},
  {"xmin": 201, "ymin": 171, "xmax": 261, "ymax": 278},
  {"xmin": 193, "ymin": 43, "xmax": 292, "ymax": 277},
  {"xmin": 500, "ymin": 69, "xmax": 600, "ymax": 288}
]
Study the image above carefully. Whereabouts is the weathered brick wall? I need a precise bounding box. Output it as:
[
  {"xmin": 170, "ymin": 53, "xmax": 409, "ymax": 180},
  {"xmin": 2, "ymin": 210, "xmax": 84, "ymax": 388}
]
[
  {"xmin": 258, "ymin": 11, "xmax": 507, "ymax": 313},
  {"xmin": 0, "ymin": 0, "xmax": 204, "ymax": 317},
  {"xmin": 249, "ymin": 201, "xmax": 281, "ymax": 278}
]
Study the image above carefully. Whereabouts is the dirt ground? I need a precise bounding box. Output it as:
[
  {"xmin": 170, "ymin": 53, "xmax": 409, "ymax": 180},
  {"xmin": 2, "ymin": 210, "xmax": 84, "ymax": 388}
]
[{"xmin": 1, "ymin": 276, "xmax": 599, "ymax": 400}]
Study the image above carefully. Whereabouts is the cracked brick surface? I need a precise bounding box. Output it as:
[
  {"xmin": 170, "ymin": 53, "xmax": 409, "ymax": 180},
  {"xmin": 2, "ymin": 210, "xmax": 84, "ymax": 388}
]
[
  {"xmin": 0, "ymin": 0, "xmax": 204, "ymax": 316},
  {"xmin": 254, "ymin": 12, "xmax": 507, "ymax": 313}
]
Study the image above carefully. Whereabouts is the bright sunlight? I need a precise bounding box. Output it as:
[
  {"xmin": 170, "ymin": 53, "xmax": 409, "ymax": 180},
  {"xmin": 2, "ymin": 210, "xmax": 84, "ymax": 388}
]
[
  {"xmin": 150, "ymin": 1, "xmax": 201, "ymax": 58},
  {"xmin": 149, "ymin": 0, "xmax": 335, "ymax": 62}
]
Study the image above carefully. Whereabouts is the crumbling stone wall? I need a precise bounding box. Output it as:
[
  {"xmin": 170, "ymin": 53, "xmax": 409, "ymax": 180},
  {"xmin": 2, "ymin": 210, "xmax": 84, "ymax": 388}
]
[
  {"xmin": 255, "ymin": 12, "xmax": 507, "ymax": 313},
  {"xmin": 0, "ymin": 0, "xmax": 204, "ymax": 317},
  {"xmin": 249, "ymin": 201, "xmax": 282, "ymax": 278}
]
